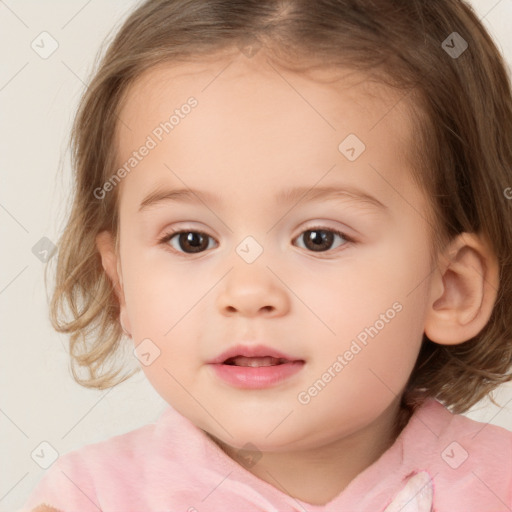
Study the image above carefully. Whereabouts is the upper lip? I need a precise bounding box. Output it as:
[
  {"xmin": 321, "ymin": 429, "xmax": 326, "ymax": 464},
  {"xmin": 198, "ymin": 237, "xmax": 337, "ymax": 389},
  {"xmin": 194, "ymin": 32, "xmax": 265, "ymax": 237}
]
[{"xmin": 208, "ymin": 344, "xmax": 303, "ymax": 364}]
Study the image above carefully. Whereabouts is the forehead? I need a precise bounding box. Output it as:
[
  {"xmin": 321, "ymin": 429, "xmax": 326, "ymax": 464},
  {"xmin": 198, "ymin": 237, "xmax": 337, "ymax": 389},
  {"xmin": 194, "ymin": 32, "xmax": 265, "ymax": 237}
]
[
  {"xmin": 119, "ymin": 54, "xmax": 415, "ymax": 134},
  {"xmin": 114, "ymin": 52, "xmax": 422, "ymax": 213}
]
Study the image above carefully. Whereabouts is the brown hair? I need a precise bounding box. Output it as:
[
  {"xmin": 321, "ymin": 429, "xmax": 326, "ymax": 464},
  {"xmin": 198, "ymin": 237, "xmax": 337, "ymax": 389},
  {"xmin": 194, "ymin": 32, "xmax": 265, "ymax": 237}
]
[{"xmin": 48, "ymin": 0, "xmax": 512, "ymax": 413}]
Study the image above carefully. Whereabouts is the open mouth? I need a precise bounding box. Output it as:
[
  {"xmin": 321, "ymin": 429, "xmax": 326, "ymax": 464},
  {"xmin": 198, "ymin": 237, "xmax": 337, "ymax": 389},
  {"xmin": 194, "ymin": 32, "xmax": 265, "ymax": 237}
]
[
  {"xmin": 223, "ymin": 356, "xmax": 292, "ymax": 367},
  {"xmin": 212, "ymin": 351, "xmax": 305, "ymax": 388}
]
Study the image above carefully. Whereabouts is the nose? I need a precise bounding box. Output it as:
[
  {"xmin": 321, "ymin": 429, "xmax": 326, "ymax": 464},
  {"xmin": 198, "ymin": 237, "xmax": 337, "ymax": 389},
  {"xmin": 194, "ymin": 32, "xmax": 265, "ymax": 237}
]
[{"xmin": 216, "ymin": 261, "xmax": 290, "ymax": 318}]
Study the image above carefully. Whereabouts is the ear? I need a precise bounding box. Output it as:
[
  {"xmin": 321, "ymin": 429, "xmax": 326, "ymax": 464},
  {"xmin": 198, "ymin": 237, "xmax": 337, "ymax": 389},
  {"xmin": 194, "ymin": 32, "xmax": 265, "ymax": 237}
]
[
  {"xmin": 96, "ymin": 230, "xmax": 131, "ymax": 337},
  {"xmin": 424, "ymin": 232, "xmax": 499, "ymax": 345}
]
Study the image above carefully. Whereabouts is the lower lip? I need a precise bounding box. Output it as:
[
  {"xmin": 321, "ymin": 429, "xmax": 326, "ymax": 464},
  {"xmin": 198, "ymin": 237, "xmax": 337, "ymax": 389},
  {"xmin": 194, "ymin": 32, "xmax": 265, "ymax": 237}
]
[{"xmin": 209, "ymin": 361, "xmax": 304, "ymax": 389}]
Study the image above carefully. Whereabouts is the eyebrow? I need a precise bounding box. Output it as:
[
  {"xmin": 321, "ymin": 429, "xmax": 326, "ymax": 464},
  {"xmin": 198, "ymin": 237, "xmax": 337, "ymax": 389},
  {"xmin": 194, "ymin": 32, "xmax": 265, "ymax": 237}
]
[{"xmin": 138, "ymin": 185, "xmax": 387, "ymax": 212}]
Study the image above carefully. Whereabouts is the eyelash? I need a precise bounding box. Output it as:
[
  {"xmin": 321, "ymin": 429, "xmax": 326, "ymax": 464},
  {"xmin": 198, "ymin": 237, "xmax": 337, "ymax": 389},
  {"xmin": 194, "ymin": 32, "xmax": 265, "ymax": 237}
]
[{"xmin": 158, "ymin": 225, "xmax": 355, "ymax": 257}]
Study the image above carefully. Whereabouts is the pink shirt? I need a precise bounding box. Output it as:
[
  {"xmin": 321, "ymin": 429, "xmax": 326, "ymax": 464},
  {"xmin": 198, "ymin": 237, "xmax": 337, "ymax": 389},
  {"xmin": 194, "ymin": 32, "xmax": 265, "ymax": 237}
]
[{"xmin": 21, "ymin": 398, "xmax": 512, "ymax": 511}]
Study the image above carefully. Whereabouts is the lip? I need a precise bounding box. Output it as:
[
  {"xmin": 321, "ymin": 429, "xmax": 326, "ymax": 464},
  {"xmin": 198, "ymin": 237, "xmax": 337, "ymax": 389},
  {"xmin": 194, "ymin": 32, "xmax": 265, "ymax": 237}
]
[
  {"xmin": 207, "ymin": 343, "xmax": 305, "ymax": 389},
  {"xmin": 209, "ymin": 361, "xmax": 305, "ymax": 389},
  {"xmin": 207, "ymin": 344, "xmax": 302, "ymax": 365}
]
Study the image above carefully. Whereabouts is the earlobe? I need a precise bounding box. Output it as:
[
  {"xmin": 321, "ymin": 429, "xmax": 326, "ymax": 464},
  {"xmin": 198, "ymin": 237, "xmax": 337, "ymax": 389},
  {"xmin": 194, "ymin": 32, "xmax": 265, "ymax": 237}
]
[
  {"xmin": 424, "ymin": 232, "xmax": 499, "ymax": 345},
  {"xmin": 96, "ymin": 230, "xmax": 132, "ymax": 337}
]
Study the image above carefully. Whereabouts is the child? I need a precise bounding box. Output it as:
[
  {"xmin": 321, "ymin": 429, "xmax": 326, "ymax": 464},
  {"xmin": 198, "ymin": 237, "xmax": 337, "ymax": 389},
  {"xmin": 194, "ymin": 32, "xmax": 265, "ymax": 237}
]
[{"xmin": 22, "ymin": 0, "xmax": 512, "ymax": 510}]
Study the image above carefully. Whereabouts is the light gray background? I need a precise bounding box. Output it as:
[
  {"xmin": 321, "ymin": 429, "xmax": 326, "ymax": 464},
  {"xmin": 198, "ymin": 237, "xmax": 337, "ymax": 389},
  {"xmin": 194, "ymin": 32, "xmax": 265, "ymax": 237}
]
[{"xmin": 1, "ymin": 0, "xmax": 512, "ymax": 510}]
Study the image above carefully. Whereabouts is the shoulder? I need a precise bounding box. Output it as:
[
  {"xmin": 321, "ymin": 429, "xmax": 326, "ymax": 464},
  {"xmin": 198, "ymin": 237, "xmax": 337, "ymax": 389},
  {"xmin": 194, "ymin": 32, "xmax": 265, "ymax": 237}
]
[
  {"xmin": 60, "ymin": 416, "xmax": 159, "ymax": 468},
  {"xmin": 410, "ymin": 398, "xmax": 512, "ymax": 461},
  {"xmin": 401, "ymin": 399, "xmax": 512, "ymax": 509},
  {"xmin": 23, "ymin": 407, "xmax": 175, "ymax": 511}
]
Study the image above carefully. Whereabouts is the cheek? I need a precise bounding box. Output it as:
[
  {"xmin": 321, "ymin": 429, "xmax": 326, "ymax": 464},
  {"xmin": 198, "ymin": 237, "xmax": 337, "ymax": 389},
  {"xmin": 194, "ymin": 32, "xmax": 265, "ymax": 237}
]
[
  {"xmin": 304, "ymin": 235, "xmax": 430, "ymax": 341},
  {"xmin": 299, "ymin": 295, "xmax": 426, "ymax": 435},
  {"xmin": 120, "ymin": 246, "xmax": 213, "ymax": 391},
  {"xmin": 121, "ymin": 246, "xmax": 203, "ymax": 334},
  {"xmin": 305, "ymin": 234, "xmax": 431, "ymax": 393},
  {"xmin": 353, "ymin": 301, "xmax": 424, "ymax": 387},
  {"xmin": 120, "ymin": 249, "xmax": 206, "ymax": 400}
]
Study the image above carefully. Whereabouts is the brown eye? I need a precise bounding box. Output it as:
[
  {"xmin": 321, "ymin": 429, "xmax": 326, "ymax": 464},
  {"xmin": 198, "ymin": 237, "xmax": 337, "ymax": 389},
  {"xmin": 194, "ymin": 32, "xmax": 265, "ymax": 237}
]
[
  {"xmin": 164, "ymin": 231, "xmax": 215, "ymax": 253},
  {"xmin": 295, "ymin": 228, "xmax": 349, "ymax": 252}
]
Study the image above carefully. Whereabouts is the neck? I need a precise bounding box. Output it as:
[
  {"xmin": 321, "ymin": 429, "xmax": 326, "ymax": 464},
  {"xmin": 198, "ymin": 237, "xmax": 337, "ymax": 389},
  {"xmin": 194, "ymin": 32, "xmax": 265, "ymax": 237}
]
[{"xmin": 207, "ymin": 398, "xmax": 412, "ymax": 506}]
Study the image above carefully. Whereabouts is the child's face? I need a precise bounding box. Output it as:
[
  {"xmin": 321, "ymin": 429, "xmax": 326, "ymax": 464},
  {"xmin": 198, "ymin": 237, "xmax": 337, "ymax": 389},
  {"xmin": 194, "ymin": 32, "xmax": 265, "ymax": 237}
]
[{"xmin": 111, "ymin": 54, "xmax": 437, "ymax": 451}]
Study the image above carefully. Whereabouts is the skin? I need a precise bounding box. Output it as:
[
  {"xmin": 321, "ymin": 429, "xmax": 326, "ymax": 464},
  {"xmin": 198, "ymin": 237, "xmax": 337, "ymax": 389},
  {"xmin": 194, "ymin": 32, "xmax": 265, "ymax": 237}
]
[{"xmin": 95, "ymin": 50, "xmax": 498, "ymax": 505}]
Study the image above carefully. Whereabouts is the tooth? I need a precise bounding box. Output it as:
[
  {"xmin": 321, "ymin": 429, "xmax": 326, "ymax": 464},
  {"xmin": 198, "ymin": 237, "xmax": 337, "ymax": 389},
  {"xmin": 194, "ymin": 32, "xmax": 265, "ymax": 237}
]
[{"xmin": 231, "ymin": 356, "xmax": 283, "ymax": 367}]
